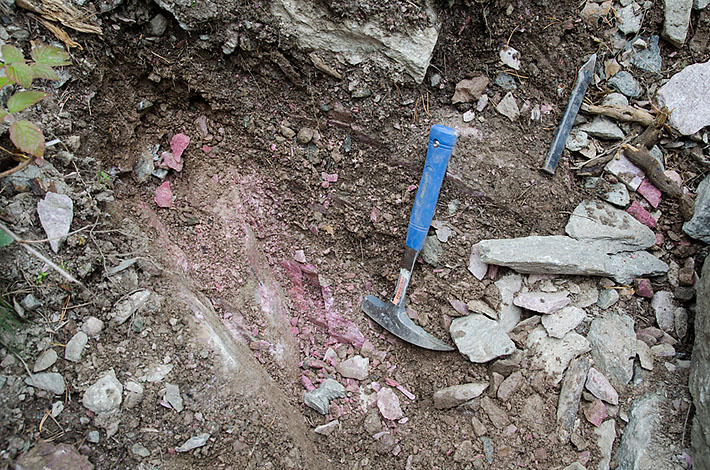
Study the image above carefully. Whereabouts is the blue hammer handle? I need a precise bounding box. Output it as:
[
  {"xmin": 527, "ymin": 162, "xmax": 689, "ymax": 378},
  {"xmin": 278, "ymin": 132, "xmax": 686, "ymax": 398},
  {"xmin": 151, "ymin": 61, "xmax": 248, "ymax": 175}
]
[{"xmin": 405, "ymin": 125, "xmax": 458, "ymax": 251}]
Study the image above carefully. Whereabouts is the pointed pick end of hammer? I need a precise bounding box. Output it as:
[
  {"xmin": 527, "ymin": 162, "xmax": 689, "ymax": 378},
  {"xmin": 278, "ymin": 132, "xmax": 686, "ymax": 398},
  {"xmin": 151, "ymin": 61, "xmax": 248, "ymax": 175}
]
[{"xmin": 362, "ymin": 295, "xmax": 456, "ymax": 352}]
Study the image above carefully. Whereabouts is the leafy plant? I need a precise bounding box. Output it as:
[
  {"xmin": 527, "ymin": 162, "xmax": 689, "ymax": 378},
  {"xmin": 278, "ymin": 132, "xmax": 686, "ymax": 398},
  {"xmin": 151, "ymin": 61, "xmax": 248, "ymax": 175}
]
[
  {"xmin": 0, "ymin": 228, "xmax": 12, "ymax": 247},
  {"xmin": 36, "ymin": 269, "xmax": 49, "ymax": 284},
  {"xmin": 0, "ymin": 43, "xmax": 71, "ymax": 158},
  {"xmin": 97, "ymin": 170, "xmax": 112, "ymax": 186}
]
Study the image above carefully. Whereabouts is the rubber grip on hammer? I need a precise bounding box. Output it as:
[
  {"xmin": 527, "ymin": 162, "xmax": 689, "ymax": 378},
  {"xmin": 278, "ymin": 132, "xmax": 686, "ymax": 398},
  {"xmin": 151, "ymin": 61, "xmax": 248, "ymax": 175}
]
[{"xmin": 405, "ymin": 125, "xmax": 458, "ymax": 252}]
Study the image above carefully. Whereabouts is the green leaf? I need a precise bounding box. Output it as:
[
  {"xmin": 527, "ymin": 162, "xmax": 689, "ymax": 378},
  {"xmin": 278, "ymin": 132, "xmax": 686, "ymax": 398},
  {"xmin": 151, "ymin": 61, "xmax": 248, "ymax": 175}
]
[
  {"xmin": 1, "ymin": 45, "xmax": 25, "ymax": 65},
  {"xmin": 31, "ymin": 45, "xmax": 70, "ymax": 66},
  {"xmin": 0, "ymin": 110, "xmax": 8, "ymax": 122},
  {"xmin": 31, "ymin": 64, "xmax": 59, "ymax": 81},
  {"xmin": 6, "ymin": 63, "xmax": 34, "ymax": 89},
  {"xmin": 7, "ymin": 91, "xmax": 47, "ymax": 113},
  {"xmin": 0, "ymin": 229, "xmax": 13, "ymax": 247},
  {"xmin": 0, "ymin": 76, "xmax": 9, "ymax": 89},
  {"xmin": 9, "ymin": 120, "xmax": 44, "ymax": 157}
]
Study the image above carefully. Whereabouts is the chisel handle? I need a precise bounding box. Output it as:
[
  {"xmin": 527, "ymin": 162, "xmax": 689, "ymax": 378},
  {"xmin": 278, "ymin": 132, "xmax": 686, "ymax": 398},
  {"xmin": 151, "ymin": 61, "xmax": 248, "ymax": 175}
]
[{"xmin": 405, "ymin": 125, "xmax": 458, "ymax": 252}]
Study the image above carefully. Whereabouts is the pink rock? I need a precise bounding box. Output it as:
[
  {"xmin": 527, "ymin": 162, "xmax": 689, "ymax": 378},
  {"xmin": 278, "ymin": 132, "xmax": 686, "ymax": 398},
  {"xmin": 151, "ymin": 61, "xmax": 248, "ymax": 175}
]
[
  {"xmin": 637, "ymin": 326, "xmax": 664, "ymax": 340},
  {"xmin": 448, "ymin": 298, "xmax": 469, "ymax": 316},
  {"xmin": 513, "ymin": 291, "xmax": 570, "ymax": 314},
  {"xmin": 162, "ymin": 150, "xmax": 183, "ymax": 172},
  {"xmin": 585, "ymin": 368, "xmax": 619, "ymax": 405},
  {"xmin": 637, "ymin": 178, "xmax": 661, "ymax": 208},
  {"xmin": 154, "ymin": 181, "xmax": 173, "ymax": 208},
  {"xmin": 655, "ymin": 232, "xmax": 664, "ymax": 246},
  {"xmin": 170, "ymin": 133, "xmax": 190, "ymax": 158},
  {"xmin": 606, "ymin": 154, "xmax": 644, "ymax": 190},
  {"xmin": 468, "ymin": 244, "xmax": 488, "ymax": 280},
  {"xmin": 634, "ymin": 278, "xmax": 654, "ymax": 298},
  {"xmin": 626, "ymin": 201, "xmax": 657, "ymax": 228},
  {"xmin": 664, "ymin": 170, "xmax": 682, "ymax": 186},
  {"xmin": 584, "ymin": 398, "xmax": 608, "ymax": 427},
  {"xmin": 377, "ymin": 387, "xmax": 403, "ymax": 420},
  {"xmin": 486, "ymin": 264, "xmax": 499, "ymax": 279}
]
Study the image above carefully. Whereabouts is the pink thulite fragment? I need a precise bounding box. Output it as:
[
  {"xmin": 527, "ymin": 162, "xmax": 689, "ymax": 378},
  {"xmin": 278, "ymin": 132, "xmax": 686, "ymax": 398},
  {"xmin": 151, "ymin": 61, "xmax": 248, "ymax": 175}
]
[
  {"xmin": 376, "ymin": 387, "xmax": 403, "ymax": 420},
  {"xmin": 585, "ymin": 368, "xmax": 619, "ymax": 405},
  {"xmin": 584, "ymin": 399, "xmax": 608, "ymax": 427},
  {"xmin": 634, "ymin": 278, "xmax": 654, "ymax": 298},
  {"xmin": 513, "ymin": 291, "xmax": 570, "ymax": 314},
  {"xmin": 154, "ymin": 181, "xmax": 173, "ymax": 207},
  {"xmin": 637, "ymin": 178, "xmax": 661, "ymax": 208},
  {"xmin": 626, "ymin": 201, "xmax": 657, "ymax": 228}
]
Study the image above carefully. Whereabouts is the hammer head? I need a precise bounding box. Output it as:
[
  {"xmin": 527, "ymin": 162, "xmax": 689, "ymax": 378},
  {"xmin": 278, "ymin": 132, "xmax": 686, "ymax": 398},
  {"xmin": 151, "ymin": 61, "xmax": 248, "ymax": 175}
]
[{"xmin": 362, "ymin": 295, "xmax": 455, "ymax": 351}]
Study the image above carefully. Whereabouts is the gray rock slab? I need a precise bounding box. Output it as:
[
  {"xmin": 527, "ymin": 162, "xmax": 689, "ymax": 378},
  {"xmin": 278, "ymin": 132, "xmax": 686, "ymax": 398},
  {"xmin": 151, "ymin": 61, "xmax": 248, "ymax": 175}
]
[
  {"xmin": 526, "ymin": 326, "xmax": 591, "ymax": 383},
  {"xmin": 604, "ymin": 183, "xmax": 630, "ymax": 208},
  {"xmin": 433, "ymin": 382, "xmax": 488, "ymax": 409},
  {"xmin": 542, "ymin": 306, "xmax": 586, "ymax": 339},
  {"xmin": 556, "ymin": 355, "xmax": 591, "ymax": 442},
  {"xmin": 630, "ymin": 35, "xmax": 662, "ymax": 73},
  {"xmin": 615, "ymin": 394, "xmax": 663, "ymax": 470},
  {"xmin": 595, "ymin": 419, "xmax": 617, "ymax": 470},
  {"xmin": 690, "ymin": 258, "xmax": 710, "ymax": 469},
  {"xmin": 450, "ymin": 314, "xmax": 515, "ymax": 363},
  {"xmin": 602, "ymin": 93, "xmax": 629, "ymax": 107},
  {"xmin": 33, "ymin": 349, "xmax": 58, "ymax": 372},
  {"xmin": 608, "ymin": 70, "xmax": 642, "ymax": 98},
  {"xmin": 82, "ymin": 370, "xmax": 123, "ymax": 414},
  {"xmin": 304, "ymin": 378, "xmax": 345, "ymax": 414},
  {"xmin": 480, "ymin": 396, "xmax": 511, "ymax": 429},
  {"xmin": 478, "ymin": 236, "xmax": 668, "ymax": 284},
  {"xmin": 494, "ymin": 274, "xmax": 522, "ymax": 332},
  {"xmin": 651, "ymin": 291, "xmax": 676, "ymax": 333},
  {"xmin": 565, "ymin": 200, "xmax": 656, "ymax": 253},
  {"xmin": 657, "ymin": 60, "xmax": 710, "ymax": 135},
  {"xmin": 175, "ymin": 433, "xmax": 210, "ymax": 452},
  {"xmin": 683, "ymin": 174, "xmax": 710, "ymax": 242},
  {"xmin": 579, "ymin": 116, "xmax": 625, "ymax": 140},
  {"xmin": 111, "ymin": 290, "xmax": 151, "ymax": 325},
  {"xmin": 25, "ymin": 372, "xmax": 65, "ymax": 395},
  {"xmin": 64, "ymin": 331, "xmax": 88, "ymax": 363},
  {"xmin": 618, "ymin": 2, "xmax": 643, "ymax": 34},
  {"xmin": 271, "ymin": 0, "xmax": 439, "ymax": 83},
  {"xmin": 588, "ymin": 314, "xmax": 637, "ymax": 387},
  {"xmin": 566, "ymin": 130, "xmax": 588, "ymax": 152},
  {"xmin": 662, "ymin": 0, "xmax": 693, "ymax": 47}
]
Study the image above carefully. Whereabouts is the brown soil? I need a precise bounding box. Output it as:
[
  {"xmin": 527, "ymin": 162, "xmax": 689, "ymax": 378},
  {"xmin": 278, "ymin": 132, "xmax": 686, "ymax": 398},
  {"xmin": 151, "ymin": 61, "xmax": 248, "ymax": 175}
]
[{"xmin": 0, "ymin": 0, "xmax": 707, "ymax": 469}]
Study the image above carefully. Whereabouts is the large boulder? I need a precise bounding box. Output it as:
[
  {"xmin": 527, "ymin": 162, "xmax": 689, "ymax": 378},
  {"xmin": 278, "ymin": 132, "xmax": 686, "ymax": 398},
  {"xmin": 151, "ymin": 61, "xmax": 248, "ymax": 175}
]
[{"xmin": 690, "ymin": 257, "xmax": 710, "ymax": 468}]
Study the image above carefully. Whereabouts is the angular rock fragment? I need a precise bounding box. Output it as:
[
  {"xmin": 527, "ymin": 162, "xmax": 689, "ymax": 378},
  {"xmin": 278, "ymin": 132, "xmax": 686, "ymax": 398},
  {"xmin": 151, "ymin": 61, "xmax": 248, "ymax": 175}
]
[
  {"xmin": 450, "ymin": 314, "xmax": 515, "ymax": 363},
  {"xmin": 586, "ymin": 368, "xmax": 619, "ymax": 405},
  {"xmin": 556, "ymin": 355, "xmax": 591, "ymax": 442},
  {"xmin": 527, "ymin": 326, "xmax": 590, "ymax": 383},
  {"xmin": 82, "ymin": 370, "xmax": 123, "ymax": 414},
  {"xmin": 683, "ymin": 174, "xmax": 710, "ymax": 243},
  {"xmin": 542, "ymin": 306, "xmax": 586, "ymax": 339},
  {"xmin": 304, "ymin": 379, "xmax": 345, "ymax": 415},
  {"xmin": 433, "ymin": 382, "xmax": 488, "ymax": 409},
  {"xmin": 588, "ymin": 315, "xmax": 637, "ymax": 387},
  {"xmin": 513, "ymin": 291, "xmax": 570, "ymax": 314}
]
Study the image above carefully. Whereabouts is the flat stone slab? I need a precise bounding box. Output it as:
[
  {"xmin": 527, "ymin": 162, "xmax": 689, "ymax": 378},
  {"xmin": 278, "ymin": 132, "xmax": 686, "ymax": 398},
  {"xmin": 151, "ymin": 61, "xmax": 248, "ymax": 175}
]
[
  {"xmin": 542, "ymin": 306, "xmax": 586, "ymax": 339},
  {"xmin": 450, "ymin": 314, "xmax": 515, "ymax": 363},
  {"xmin": 526, "ymin": 326, "xmax": 591, "ymax": 383},
  {"xmin": 588, "ymin": 315, "xmax": 637, "ymax": 387},
  {"xmin": 513, "ymin": 291, "xmax": 570, "ymax": 314},
  {"xmin": 478, "ymin": 236, "xmax": 668, "ymax": 284},
  {"xmin": 657, "ymin": 59, "xmax": 710, "ymax": 134},
  {"xmin": 556, "ymin": 355, "xmax": 591, "ymax": 442},
  {"xmin": 565, "ymin": 200, "xmax": 656, "ymax": 253},
  {"xmin": 615, "ymin": 394, "xmax": 663, "ymax": 470}
]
